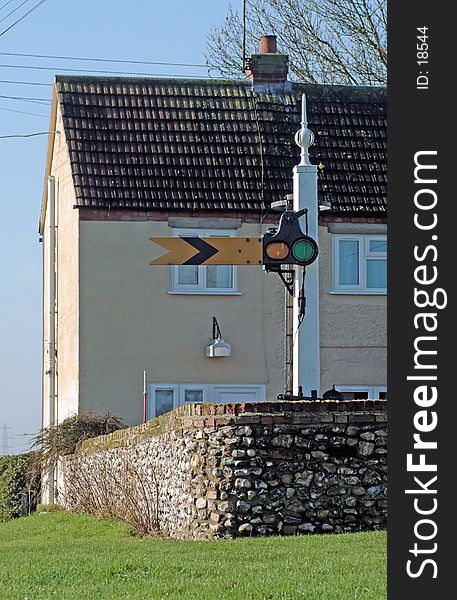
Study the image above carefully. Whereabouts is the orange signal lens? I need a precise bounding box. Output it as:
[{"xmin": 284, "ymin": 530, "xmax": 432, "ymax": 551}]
[{"xmin": 265, "ymin": 242, "xmax": 289, "ymax": 260}]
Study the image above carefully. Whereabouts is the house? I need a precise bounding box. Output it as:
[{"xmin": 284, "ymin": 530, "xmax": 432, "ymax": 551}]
[{"xmin": 39, "ymin": 39, "xmax": 387, "ymax": 432}]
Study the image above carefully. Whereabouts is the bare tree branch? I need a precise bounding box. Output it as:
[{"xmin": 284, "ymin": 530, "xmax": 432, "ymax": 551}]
[{"xmin": 205, "ymin": 0, "xmax": 386, "ymax": 86}]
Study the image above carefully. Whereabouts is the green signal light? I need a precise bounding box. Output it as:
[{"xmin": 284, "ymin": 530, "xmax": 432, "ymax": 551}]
[{"xmin": 292, "ymin": 239, "xmax": 316, "ymax": 262}]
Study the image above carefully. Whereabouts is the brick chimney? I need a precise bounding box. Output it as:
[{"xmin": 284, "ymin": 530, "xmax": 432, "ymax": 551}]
[{"xmin": 246, "ymin": 35, "xmax": 290, "ymax": 93}]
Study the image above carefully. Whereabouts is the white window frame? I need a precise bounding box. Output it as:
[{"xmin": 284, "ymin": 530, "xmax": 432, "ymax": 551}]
[
  {"xmin": 179, "ymin": 384, "xmax": 209, "ymax": 405},
  {"xmin": 332, "ymin": 234, "xmax": 387, "ymax": 294},
  {"xmin": 170, "ymin": 228, "xmax": 240, "ymax": 295},
  {"xmin": 335, "ymin": 385, "xmax": 387, "ymax": 400},
  {"xmin": 147, "ymin": 383, "xmax": 265, "ymax": 418},
  {"xmin": 147, "ymin": 383, "xmax": 180, "ymax": 419},
  {"xmin": 212, "ymin": 385, "xmax": 266, "ymax": 403}
]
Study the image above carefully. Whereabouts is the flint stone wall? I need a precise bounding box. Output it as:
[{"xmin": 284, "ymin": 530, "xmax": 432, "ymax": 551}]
[{"xmin": 63, "ymin": 401, "xmax": 387, "ymax": 538}]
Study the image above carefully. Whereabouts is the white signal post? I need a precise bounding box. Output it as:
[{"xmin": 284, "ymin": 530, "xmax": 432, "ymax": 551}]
[{"xmin": 293, "ymin": 94, "xmax": 320, "ymax": 397}]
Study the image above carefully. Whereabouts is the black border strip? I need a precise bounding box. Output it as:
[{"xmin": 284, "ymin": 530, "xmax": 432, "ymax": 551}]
[{"xmin": 388, "ymin": 2, "xmax": 453, "ymax": 596}]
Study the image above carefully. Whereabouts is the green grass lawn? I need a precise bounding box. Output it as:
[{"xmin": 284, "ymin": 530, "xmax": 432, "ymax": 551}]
[{"xmin": 0, "ymin": 513, "xmax": 386, "ymax": 600}]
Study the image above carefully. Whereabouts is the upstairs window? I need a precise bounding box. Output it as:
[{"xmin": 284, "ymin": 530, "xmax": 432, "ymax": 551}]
[
  {"xmin": 332, "ymin": 235, "xmax": 387, "ymax": 293},
  {"xmin": 171, "ymin": 229, "xmax": 239, "ymax": 294}
]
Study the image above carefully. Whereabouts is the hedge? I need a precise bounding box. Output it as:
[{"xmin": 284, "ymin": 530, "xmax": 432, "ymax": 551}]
[{"xmin": 0, "ymin": 453, "xmax": 40, "ymax": 522}]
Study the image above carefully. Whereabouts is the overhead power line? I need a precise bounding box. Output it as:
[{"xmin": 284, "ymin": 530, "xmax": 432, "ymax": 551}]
[
  {"xmin": 0, "ymin": 62, "xmax": 222, "ymax": 78},
  {"xmin": 0, "ymin": 104, "xmax": 48, "ymax": 117},
  {"xmin": 0, "ymin": 50, "xmax": 208, "ymax": 69},
  {"xmin": 0, "ymin": 93, "xmax": 50, "ymax": 103},
  {"xmin": 0, "ymin": 130, "xmax": 56, "ymax": 139},
  {"xmin": 0, "ymin": 78, "xmax": 52, "ymax": 86},
  {"xmin": 0, "ymin": 0, "xmax": 32, "ymax": 25},
  {"xmin": 0, "ymin": 0, "xmax": 17, "ymax": 13},
  {"xmin": 0, "ymin": 0, "xmax": 48, "ymax": 38}
]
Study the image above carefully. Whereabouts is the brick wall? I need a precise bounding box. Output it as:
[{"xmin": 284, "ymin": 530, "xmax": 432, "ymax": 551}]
[{"xmin": 62, "ymin": 401, "xmax": 387, "ymax": 538}]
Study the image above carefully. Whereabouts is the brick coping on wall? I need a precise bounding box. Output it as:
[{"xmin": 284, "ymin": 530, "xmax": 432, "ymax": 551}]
[{"xmin": 80, "ymin": 400, "xmax": 387, "ymax": 455}]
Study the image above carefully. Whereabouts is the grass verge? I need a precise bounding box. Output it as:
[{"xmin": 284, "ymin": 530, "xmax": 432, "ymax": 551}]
[{"xmin": 0, "ymin": 513, "xmax": 386, "ymax": 600}]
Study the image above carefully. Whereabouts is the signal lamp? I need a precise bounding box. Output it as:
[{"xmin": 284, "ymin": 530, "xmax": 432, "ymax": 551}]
[
  {"xmin": 262, "ymin": 209, "xmax": 318, "ymax": 269},
  {"xmin": 292, "ymin": 239, "xmax": 316, "ymax": 262},
  {"xmin": 265, "ymin": 242, "xmax": 289, "ymax": 260}
]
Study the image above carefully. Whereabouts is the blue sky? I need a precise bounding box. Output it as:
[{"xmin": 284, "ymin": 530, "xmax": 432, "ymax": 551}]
[{"xmin": 0, "ymin": 0, "xmax": 234, "ymax": 453}]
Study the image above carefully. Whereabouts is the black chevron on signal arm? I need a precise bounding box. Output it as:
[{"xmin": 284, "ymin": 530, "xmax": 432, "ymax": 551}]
[{"xmin": 183, "ymin": 237, "xmax": 219, "ymax": 265}]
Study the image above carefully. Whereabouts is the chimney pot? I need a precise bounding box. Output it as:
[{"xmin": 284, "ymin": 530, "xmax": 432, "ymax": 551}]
[
  {"xmin": 245, "ymin": 35, "xmax": 289, "ymax": 92},
  {"xmin": 259, "ymin": 35, "xmax": 277, "ymax": 54}
]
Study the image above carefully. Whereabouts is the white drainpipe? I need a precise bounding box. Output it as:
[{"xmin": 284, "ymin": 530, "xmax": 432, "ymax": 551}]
[{"xmin": 46, "ymin": 175, "xmax": 56, "ymax": 501}]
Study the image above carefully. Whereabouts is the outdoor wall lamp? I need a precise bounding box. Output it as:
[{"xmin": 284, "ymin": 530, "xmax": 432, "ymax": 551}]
[{"xmin": 206, "ymin": 316, "xmax": 232, "ymax": 357}]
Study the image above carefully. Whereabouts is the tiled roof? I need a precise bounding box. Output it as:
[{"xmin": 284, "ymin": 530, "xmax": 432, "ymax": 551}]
[{"xmin": 55, "ymin": 76, "xmax": 386, "ymax": 214}]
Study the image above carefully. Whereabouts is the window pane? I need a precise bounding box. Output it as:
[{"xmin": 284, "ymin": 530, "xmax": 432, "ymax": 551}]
[
  {"xmin": 177, "ymin": 265, "xmax": 198, "ymax": 285},
  {"xmin": 354, "ymin": 391, "xmax": 369, "ymax": 400},
  {"xmin": 339, "ymin": 240, "xmax": 359, "ymax": 285},
  {"xmin": 184, "ymin": 389, "xmax": 204, "ymax": 403},
  {"xmin": 155, "ymin": 389, "xmax": 174, "ymax": 416},
  {"xmin": 369, "ymin": 240, "xmax": 387, "ymax": 253},
  {"xmin": 206, "ymin": 265, "xmax": 233, "ymax": 288},
  {"xmin": 341, "ymin": 390, "xmax": 369, "ymax": 400},
  {"xmin": 367, "ymin": 259, "xmax": 387, "ymax": 288}
]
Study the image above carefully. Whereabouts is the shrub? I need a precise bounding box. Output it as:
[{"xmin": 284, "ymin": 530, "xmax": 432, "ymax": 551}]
[
  {"xmin": 33, "ymin": 412, "xmax": 125, "ymax": 464},
  {"xmin": 0, "ymin": 453, "xmax": 40, "ymax": 522},
  {"xmin": 32, "ymin": 412, "xmax": 125, "ymax": 513},
  {"xmin": 65, "ymin": 448, "xmax": 160, "ymax": 536}
]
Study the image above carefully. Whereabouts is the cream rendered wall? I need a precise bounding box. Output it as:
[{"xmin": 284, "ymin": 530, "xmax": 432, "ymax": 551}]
[
  {"xmin": 318, "ymin": 225, "xmax": 387, "ymax": 393},
  {"xmin": 42, "ymin": 109, "xmax": 386, "ymax": 427},
  {"xmin": 78, "ymin": 220, "xmax": 285, "ymax": 425},
  {"xmin": 42, "ymin": 104, "xmax": 80, "ymax": 427}
]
